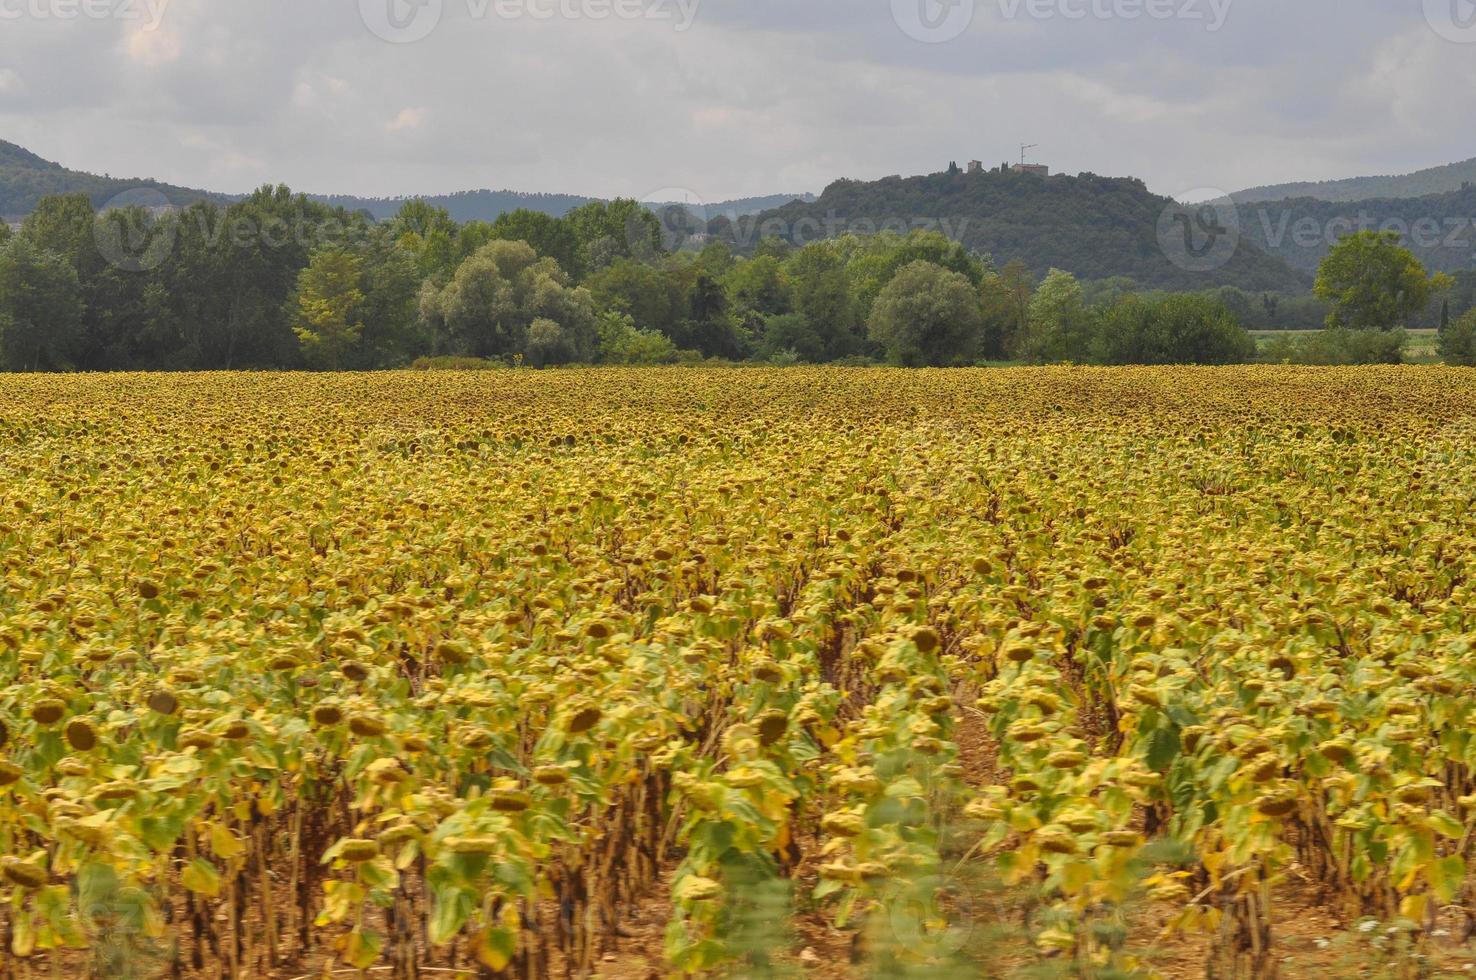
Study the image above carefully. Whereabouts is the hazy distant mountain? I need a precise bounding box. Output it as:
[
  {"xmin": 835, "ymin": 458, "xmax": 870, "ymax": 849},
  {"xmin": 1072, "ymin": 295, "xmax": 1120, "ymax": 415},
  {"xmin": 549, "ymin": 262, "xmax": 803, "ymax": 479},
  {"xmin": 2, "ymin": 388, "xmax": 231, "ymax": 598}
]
[
  {"xmin": 0, "ymin": 139, "xmax": 226, "ymax": 218},
  {"xmin": 312, "ymin": 188, "xmax": 815, "ymax": 223},
  {"xmin": 0, "ymin": 138, "xmax": 811, "ymax": 225},
  {"xmin": 1233, "ymin": 158, "xmax": 1476, "ymax": 204},
  {"xmin": 1236, "ymin": 184, "xmax": 1476, "ymax": 275},
  {"xmin": 721, "ymin": 168, "xmax": 1308, "ymax": 292}
]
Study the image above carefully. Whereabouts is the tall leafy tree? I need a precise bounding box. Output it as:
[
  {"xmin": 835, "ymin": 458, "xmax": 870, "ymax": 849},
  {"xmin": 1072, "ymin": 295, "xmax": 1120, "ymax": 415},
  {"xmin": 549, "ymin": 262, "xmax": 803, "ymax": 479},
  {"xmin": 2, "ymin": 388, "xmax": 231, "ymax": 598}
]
[
  {"xmin": 19, "ymin": 193, "xmax": 97, "ymax": 271},
  {"xmin": 978, "ymin": 260, "xmax": 1033, "ymax": 360},
  {"xmin": 565, "ymin": 199, "xmax": 663, "ymax": 272},
  {"xmin": 725, "ymin": 255, "xmax": 792, "ymax": 345},
  {"xmin": 425, "ymin": 239, "xmax": 596, "ymax": 363},
  {"xmin": 844, "ymin": 230, "xmax": 988, "ymax": 319},
  {"xmin": 1438, "ymin": 309, "xmax": 1476, "ymax": 367},
  {"xmin": 390, "ymin": 200, "xmax": 460, "ymax": 282},
  {"xmin": 489, "ymin": 210, "xmax": 582, "ymax": 278},
  {"xmin": 292, "ymin": 248, "xmax": 365, "ymax": 369},
  {"xmin": 786, "ymin": 242, "xmax": 862, "ymax": 360},
  {"xmin": 1022, "ymin": 268, "xmax": 1091, "ymax": 363},
  {"xmin": 675, "ymin": 267, "xmax": 743, "ymax": 359},
  {"xmin": 0, "ymin": 237, "xmax": 85, "ymax": 370},
  {"xmin": 585, "ymin": 258, "xmax": 687, "ymax": 341},
  {"xmin": 1314, "ymin": 231, "xmax": 1452, "ymax": 331},
  {"xmin": 867, "ymin": 260, "xmax": 983, "ymax": 367},
  {"xmin": 352, "ymin": 231, "xmax": 425, "ymax": 368}
]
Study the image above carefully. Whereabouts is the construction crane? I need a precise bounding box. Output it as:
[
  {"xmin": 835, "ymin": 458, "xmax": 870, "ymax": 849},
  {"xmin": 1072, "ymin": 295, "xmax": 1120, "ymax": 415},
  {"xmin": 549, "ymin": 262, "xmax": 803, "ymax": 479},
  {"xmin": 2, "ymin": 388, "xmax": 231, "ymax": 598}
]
[{"xmin": 1020, "ymin": 143, "xmax": 1039, "ymax": 167}]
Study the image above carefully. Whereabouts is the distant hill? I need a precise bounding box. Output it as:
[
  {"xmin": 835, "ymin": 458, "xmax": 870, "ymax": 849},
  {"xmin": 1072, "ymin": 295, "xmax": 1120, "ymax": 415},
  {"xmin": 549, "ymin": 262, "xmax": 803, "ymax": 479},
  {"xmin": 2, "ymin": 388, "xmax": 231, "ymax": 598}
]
[
  {"xmin": 0, "ymin": 138, "xmax": 811, "ymax": 226},
  {"xmin": 1236, "ymin": 185, "xmax": 1476, "ymax": 276},
  {"xmin": 314, "ymin": 188, "xmax": 814, "ymax": 223},
  {"xmin": 0, "ymin": 139, "xmax": 226, "ymax": 218},
  {"xmin": 1233, "ymin": 158, "xmax": 1476, "ymax": 204},
  {"xmin": 717, "ymin": 169, "xmax": 1308, "ymax": 293}
]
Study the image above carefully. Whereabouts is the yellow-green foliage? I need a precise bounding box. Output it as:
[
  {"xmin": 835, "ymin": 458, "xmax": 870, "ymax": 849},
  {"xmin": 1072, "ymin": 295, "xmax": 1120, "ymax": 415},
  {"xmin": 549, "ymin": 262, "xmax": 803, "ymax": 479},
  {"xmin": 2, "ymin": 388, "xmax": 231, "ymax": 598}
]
[{"xmin": 1, "ymin": 367, "xmax": 1474, "ymax": 977}]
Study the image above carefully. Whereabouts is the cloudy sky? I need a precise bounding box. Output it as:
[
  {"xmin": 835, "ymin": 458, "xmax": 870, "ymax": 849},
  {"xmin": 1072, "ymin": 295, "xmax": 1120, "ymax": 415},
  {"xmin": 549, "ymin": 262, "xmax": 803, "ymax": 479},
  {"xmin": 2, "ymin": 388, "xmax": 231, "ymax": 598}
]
[{"xmin": 2, "ymin": 0, "xmax": 1475, "ymax": 203}]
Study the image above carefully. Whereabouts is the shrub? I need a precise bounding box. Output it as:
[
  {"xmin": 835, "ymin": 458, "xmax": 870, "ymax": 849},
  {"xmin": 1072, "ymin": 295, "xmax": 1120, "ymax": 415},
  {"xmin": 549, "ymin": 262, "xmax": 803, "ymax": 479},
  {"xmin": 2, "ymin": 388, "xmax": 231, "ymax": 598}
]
[
  {"xmin": 1096, "ymin": 294, "xmax": 1255, "ymax": 365},
  {"xmin": 1261, "ymin": 328, "xmax": 1406, "ymax": 365},
  {"xmin": 594, "ymin": 312, "xmax": 679, "ymax": 365},
  {"xmin": 1438, "ymin": 310, "xmax": 1476, "ymax": 366},
  {"xmin": 408, "ymin": 355, "xmax": 508, "ymax": 371}
]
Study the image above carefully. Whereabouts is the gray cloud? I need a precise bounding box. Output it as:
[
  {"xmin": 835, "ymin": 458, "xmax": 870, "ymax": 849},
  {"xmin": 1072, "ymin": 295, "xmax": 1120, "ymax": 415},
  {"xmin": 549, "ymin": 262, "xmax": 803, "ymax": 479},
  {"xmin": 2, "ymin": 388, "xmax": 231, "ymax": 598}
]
[{"xmin": 0, "ymin": 0, "xmax": 1472, "ymax": 202}]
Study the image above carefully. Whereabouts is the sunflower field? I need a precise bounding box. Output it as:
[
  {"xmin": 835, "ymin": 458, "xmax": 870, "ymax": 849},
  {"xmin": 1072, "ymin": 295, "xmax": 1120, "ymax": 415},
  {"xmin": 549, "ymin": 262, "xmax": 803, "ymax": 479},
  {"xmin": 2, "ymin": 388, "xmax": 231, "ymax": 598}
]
[{"xmin": 2, "ymin": 367, "xmax": 1476, "ymax": 979}]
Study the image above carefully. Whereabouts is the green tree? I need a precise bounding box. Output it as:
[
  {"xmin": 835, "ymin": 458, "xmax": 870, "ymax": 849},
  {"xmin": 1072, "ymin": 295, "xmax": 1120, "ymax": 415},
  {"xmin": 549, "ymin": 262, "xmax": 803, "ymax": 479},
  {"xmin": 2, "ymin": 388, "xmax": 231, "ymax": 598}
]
[
  {"xmin": 675, "ymin": 267, "xmax": 743, "ymax": 358},
  {"xmin": 866, "ymin": 260, "xmax": 983, "ymax": 367},
  {"xmin": 1438, "ymin": 309, "xmax": 1476, "ymax": 366},
  {"xmin": 726, "ymin": 255, "xmax": 791, "ymax": 319},
  {"xmin": 1021, "ymin": 268, "xmax": 1091, "ymax": 363},
  {"xmin": 350, "ymin": 229, "xmax": 425, "ymax": 368},
  {"xmin": 786, "ymin": 242, "xmax": 862, "ymax": 360},
  {"xmin": 1096, "ymin": 293, "xmax": 1254, "ymax": 365},
  {"xmin": 726, "ymin": 255, "xmax": 793, "ymax": 348},
  {"xmin": 753, "ymin": 238, "xmax": 793, "ymax": 262},
  {"xmin": 390, "ymin": 200, "xmax": 460, "ymax": 282},
  {"xmin": 1314, "ymin": 231, "xmax": 1452, "ymax": 331},
  {"xmin": 586, "ymin": 258, "xmax": 687, "ymax": 339},
  {"xmin": 757, "ymin": 312, "xmax": 826, "ymax": 363},
  {"xmin": 843, "ymin": 230, "xmax": 987, "ymax": 318},
  {"xmin": 455, "ymin": 221, "xmax": 499, "ymax": 261},
  {"xmin": 489, "ymin": 210, "xmax": 582, "ymax": 278},
  {"xmin": 978, "ymin": 259, "xmax": 1033, "ymax": 360},
  {"xmin": 565, "ymin": 199, "xmax": 663, "ymax": 272},
  {"xmin": 20, "ymin": 193, "xmax": 97, "ymax": 271},
  {"xmin": 292, "ymin": 248, "xmax": 365, "ymax": 369},
  {"xmin": 594, "ymin": 311, "xmax": 678, "ymax": 365},
  {"xmin": 0, "ymin": 237, "xmax": 85, "ymax": 370},
  {"xmin": 426, "ymin": 239, "xmax": 596, "ymax": 364}
]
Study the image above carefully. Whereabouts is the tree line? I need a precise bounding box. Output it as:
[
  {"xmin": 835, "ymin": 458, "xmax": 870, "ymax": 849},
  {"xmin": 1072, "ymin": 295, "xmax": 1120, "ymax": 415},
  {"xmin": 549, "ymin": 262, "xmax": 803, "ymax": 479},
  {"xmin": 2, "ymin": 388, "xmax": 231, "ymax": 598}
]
[{"xmin": 1, "ymin": 187, "xmax": 1473, "ymax": 371}]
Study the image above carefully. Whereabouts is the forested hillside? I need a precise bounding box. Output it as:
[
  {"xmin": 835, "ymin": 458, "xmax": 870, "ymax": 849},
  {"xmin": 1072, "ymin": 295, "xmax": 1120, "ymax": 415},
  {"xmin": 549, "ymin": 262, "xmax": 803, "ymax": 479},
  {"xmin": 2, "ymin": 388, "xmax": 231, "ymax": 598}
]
[
  {"xmin": 0, "ymin": 139, "xmax": 809, "ymax": 225},
  {"xmin": 1233, "ymin": 157, "xmax": 1476, "ymax": 203},
  {"xmin": 719, "ymin": 168, "xmax": 1308, "ymax": 293},
  {"xmin": 1237, "ymin": 185, "xmax": 1476, "ymax": 275},
  {"xmin": 316, "ymin": 189, "xmax": 815, "ymax": 223},
  {"xmin": 0, "ymin": 139, "xmax": 224, "ymax": 218}
]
